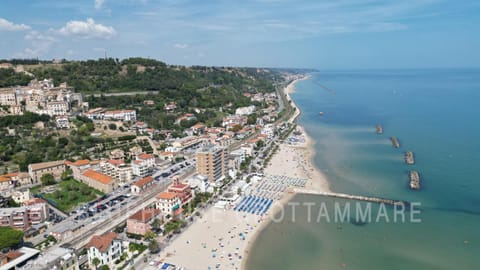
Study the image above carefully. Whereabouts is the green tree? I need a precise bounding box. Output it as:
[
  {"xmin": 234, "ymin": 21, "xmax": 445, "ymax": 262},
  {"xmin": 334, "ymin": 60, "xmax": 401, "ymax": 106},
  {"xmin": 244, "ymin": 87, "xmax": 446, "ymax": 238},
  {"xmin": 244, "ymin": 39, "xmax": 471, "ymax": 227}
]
[
  {"xmin": 92, "ymin": 258, "xmax": 100, "ymax": 270},
  {"xmin": 148, "ymin": 239, "xmax": 160, "ymax": 254},
  {"xmin": 41, "ymin": 173, "xmax": 56, "ymax": 186},
  {"xmin": 108, "ymin": 123, "xmax": 117, "ymax": 130},
  {"xmin": 152, "ymin": 218, "xmax": 162, "ymax": 230},
  {"xmin": 0, "ymin": 227, "xmax": 24, "ymax": 249},
  {"xmin": 144, "ymin": 231, "xmax": 156, "ymax": 241},
  {"xmin": 99, "ymin": 265, "xmax": 110, "ymax": 270}
]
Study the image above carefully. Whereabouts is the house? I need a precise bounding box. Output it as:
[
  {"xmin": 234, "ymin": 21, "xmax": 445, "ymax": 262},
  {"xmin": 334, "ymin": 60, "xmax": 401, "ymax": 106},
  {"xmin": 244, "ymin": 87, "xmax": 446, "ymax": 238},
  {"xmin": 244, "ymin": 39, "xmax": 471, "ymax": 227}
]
[
  {"xmin": 168, "ymin": 180, "xmax": 193, "ymax": 205},
  {"xmin": 0, "ymin": 247, "xmax": 40, "ymax": 270},
  {"xmin": 84, "ymin": 107, "xmax": 105, "ymax": 120},
  {"xmin": 55, "ymin": 115, "xmax": 70, "ymax": 129},
  {"xmin": 235, "ymin": 105, "xmax": 255, "ymax": 116},
  {"xmin": 130, "ymin": 176, "xmax": 154, "ymax": 194},
  {"xmin": 79, "ymin": 170, "xmax": 114, "ymax": 193},
  {"xmin": 67, "ymin": 159, "xmax": 93, "ymax": 179},
  {"xmin": 46, "ymin": 101, "xmax": 69, "ymax": 116},
  {"xmin": 143, "ymin": 100, "xmax": 155, "ymax": 106},
  {"xmin": 156, "ymin": 192, "xmax": 182, "ymax": 218},
  {"xmin": 126, "ymin": 208, "xmax": 160, "ymax": 236},
  {"xmin": 49, "ymin": 220, "xmax": 83, "ymax": 241},
  {"xmin": 164, "ymin": 102, "xmax": 177, "ymax": 112},
  {"xmin": 28, "ymin": 160, "xmax": 66, "ymax": 184},
  {"xmin": 24, "ymin": 247, "xmax": 79, "ymax": 270},
  {"xmin": 103, "ymin": 109, "xmax": 136, "ymax": 122},
  {"xmin": 11, "ymin": 189, "xmax": 31, "ymax": 204},
  {"xmin": 86, "ymin": 232, "xmax": 122, "ymax": 268},
  {"xmin": 175, "ymin": 113, "xmax": 196, "ymax": 124},
  {"xmin": 191, "ymin": 122, "xmax": 206, "ymax": 135},
  {"xmin": 109, "ymin": 149, "xmax": 125, "ymax": 160},
  {"xmin": 159, "ymin": 151, "xmax": 177, "ymax": 161}
]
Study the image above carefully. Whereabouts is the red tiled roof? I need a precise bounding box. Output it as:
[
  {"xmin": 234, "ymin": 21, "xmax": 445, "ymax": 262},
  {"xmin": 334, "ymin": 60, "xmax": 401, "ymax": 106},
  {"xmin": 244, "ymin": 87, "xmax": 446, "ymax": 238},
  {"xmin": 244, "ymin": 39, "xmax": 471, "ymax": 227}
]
[
  {"xmin": 108, "ymin": 159, "xmax": 125, "ymax": 166},
  {"xmin": 128, "ymin": 208, "xmax": 160, "ymax": 222},
  {"xmin": 134, "ymin": 176, "xmax": 153, "ymax": 188},
  {"xmin": 156, "ymin": 192, "xmax": 177, "ymax": 200},
  {"xmin": 71, "ymin": 159, "xmax": 90, "ymax": 167},
  {"xmin": 82, "ymin": 170, "xmax": 112, "ymax": 185},
  {"xmin": 86, "ymin": 232, "xmax": 117, "ymax": 253},
  {"xmin": 138, "ymin": 153, "xmax": 153, "ymax": 160},
  {"xmin": 24, "ymin": 198, "xmax": 46, "ymax": 206}
]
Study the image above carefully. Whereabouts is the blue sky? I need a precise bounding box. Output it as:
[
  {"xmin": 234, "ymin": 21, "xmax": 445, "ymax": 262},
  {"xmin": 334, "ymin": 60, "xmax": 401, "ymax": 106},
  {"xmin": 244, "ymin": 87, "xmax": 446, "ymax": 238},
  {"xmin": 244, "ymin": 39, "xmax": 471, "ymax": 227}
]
[{"xmin": 0, "ymin": 0, "xmax": 479, "ymax": 69}]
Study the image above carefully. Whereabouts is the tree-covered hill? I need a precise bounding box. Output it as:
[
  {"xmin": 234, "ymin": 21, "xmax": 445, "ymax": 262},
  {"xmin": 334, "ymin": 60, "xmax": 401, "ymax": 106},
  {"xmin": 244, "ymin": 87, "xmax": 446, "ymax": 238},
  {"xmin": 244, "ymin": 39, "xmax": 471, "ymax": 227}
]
[{"xmin": 5, "ymin": 58, "xmax": 281, "ymax": 94}]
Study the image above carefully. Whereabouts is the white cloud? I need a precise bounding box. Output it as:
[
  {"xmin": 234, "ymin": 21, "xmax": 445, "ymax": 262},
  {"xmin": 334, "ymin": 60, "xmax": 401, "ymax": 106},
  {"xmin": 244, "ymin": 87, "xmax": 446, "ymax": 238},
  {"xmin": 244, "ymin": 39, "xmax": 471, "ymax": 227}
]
[
  {"xmin": 58, "ymin": 18, "xmax": 116, "ymax": 39},
  {"xmin": 173, "ymin": 43, "xmax": 189, "ymax": 49},
  {"xmin": 0, "ymin": 18, "xmax": 30, "ymax": 31},
  {"xmin": 95, "ymin": 0, "xmax": 105, "ymax": 10},
  {"xmin": 14, "ymin": 31, "xmax": 56, "ymax": 58}
]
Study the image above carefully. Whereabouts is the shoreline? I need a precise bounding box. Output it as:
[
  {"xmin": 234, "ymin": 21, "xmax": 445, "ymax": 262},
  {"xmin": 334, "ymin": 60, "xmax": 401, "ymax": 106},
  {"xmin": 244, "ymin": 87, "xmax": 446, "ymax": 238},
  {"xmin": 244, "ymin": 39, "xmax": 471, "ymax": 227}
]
[
  {"xmin": 155, "ymin": 74, "xmax": 332, "ymax": 270},
  {"xmin": 241, "ymin": 74, "xmax": 331, "ymax": 269}
]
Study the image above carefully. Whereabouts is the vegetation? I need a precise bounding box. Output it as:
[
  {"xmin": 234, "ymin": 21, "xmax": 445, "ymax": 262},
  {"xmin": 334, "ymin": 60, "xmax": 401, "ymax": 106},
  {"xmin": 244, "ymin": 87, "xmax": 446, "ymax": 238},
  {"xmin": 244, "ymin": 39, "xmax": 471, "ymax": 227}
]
[
  {"xmin": 128, "ymin": 242, "xmax": 147, "ymax": 254},
  {"xmin": 164, "ymin": 220, "xmax": 187, "ymax": 234},
  {"xmin": 183, "ymin": 192, "xmax": 212, "ymax": 215},
  {"xmin": 41, "ymin": 173, "xmax": 56, "ymax": 186},
  {"xmin": 0, "ymin": 68, "xmax": 32, "ymax": 87},
  {"xmin": 148, "ymin": 239, "xmax": 160, "ymax": 254},
  {"xmin": 0, "ymin": 227, "xmax": 24, "ymax": 249},
  {"xmin": 37, "ymin": 178, "xmax": 103, "ymax": 212}
]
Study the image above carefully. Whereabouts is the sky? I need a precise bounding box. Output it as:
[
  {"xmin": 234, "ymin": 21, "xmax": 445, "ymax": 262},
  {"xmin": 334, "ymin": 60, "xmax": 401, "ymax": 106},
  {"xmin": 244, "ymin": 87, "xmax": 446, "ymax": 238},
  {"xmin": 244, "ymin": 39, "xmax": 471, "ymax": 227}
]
[{"xmin": 0, "ymin": 0, "xmax": 479, "ymax": 69}]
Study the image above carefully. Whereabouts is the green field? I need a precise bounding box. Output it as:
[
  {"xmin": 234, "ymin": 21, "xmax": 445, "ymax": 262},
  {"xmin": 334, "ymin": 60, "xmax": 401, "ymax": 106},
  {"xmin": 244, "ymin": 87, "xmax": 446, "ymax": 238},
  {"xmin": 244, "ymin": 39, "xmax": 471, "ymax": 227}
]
[{"xmin": 40, "ymin": 178, "xmax": 104, "ymax": 212}]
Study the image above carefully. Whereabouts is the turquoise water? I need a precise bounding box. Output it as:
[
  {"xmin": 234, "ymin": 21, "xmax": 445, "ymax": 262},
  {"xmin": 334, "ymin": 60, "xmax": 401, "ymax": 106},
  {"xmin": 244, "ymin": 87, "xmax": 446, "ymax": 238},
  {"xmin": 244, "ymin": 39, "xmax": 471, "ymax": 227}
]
[{"xmin": 246, "ymin": 69, "xmax": 480, "ymax": 269}]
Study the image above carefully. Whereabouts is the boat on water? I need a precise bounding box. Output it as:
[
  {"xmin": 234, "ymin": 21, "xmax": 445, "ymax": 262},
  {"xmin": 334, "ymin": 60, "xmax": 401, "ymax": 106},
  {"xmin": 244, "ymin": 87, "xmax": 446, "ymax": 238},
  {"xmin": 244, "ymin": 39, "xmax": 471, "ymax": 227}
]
[
  {"xmin": 376, "ymin": 124, "xmax": 383, "ymax": 134},
  {"xmin": 319, "ymin": 111, "xmax": 324, "ymax": 116}
]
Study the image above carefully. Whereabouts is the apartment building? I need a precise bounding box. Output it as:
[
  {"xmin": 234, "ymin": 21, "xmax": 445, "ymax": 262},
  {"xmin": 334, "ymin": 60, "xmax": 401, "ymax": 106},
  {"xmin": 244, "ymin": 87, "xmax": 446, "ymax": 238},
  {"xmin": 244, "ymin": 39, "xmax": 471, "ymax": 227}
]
[
  {"xmin": 100, "ymin": 160, "xmax": 133, "ymax": 185},
  {"xmin": 0, "ymin": 198, "xmax": 48, "ymax": 230},
  {"xmin": 131, "ymin": 153, "xmax": 155, "ymax": 177},
  {"xmin": 196, "ymin": 146, "xmax": 226, "ymax": 183}
]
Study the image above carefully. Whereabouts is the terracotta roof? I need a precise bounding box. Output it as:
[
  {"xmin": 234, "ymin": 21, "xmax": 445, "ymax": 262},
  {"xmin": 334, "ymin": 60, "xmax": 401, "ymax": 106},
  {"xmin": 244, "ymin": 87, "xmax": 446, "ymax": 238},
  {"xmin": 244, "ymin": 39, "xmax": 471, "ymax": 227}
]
[
  {"xmin": 138, "ymin": 153, "xmax": 153, "ymax": 160},
  {"xmin": 134, "ymin": 176, "xmax": 153, "ymax": 188},
  {"xmin": 128, "ymin": 208, "xmax": 160, "ymax": 222},
  {"xmin": 169, "ymin": 183, "xmax": 188, "ymax": 190},
  {"xmin": 82, "ymin": 170, "xmax": 112, "ymax": 185},
  {"xmin": 192, "ymin": 123, "xmax": 205, "ymax": 129},
  {"xmin": 86, "ymin": 232, "xmax": 117, "ymax": 253},
  {"xmin": 156, "ymin": 192, "xmax": 177, "ymax": 200},
  {"xmin": 24, "ymin": 198, "xmax": 47, "ymax": 206},
  {"xmin": 71, "ymin": 159, "xmax": 90, "ymax": 167},
  {"xmin": 0, "ymin": 173, "xmax": 18, "ymax": 182},
  {"xmin": 107, "ymin": 159, "xmax": 125, "ymax": 166}
]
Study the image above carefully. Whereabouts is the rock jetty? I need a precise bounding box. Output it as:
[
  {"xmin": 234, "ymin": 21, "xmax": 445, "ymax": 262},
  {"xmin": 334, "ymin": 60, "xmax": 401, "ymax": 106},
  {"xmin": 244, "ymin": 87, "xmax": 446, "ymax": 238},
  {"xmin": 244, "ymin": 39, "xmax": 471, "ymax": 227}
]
[
  {"xmin": 405, "ymin": 151, "xmax": 415, "ymax": 164},
  {"xmin": 390, "ymin": 136, "xmax": 400, "ymax": 148},
  {"xmin": 409, "ymin": 170, "xmax": 420, "ymax": 190}
]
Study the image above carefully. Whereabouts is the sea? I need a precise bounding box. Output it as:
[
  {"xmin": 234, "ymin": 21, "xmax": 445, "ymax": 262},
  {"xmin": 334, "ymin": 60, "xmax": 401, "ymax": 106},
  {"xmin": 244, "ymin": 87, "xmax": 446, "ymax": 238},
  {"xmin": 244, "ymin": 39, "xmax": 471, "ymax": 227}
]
[{"xmin": 245, "ymin": 69, "xmax": 480, "ymax": 270}]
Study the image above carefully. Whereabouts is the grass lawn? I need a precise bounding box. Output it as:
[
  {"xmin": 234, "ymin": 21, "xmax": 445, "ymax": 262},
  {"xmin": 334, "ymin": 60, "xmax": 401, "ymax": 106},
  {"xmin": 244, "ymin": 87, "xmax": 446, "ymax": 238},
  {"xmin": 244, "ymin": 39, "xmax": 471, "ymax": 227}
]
[{"xmin": 41, "ymin": 178, "xmax": 104, "ymax": 212}]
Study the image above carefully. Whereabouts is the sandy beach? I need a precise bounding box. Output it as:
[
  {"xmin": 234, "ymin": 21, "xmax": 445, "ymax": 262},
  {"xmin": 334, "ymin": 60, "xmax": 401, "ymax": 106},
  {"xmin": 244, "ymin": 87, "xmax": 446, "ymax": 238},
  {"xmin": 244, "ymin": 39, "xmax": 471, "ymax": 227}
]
[{"xmin": 156, "ymin": 76, "xmax": 330, "ymax": 270}]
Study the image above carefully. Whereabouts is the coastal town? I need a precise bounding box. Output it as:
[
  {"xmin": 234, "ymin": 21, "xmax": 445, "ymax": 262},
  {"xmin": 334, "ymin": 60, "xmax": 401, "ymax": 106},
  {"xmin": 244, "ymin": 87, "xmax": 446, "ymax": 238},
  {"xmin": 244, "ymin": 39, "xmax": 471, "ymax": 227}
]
[{"xmin": 0, "ymin": 59, "xmax": 322, "ymax": 270}]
